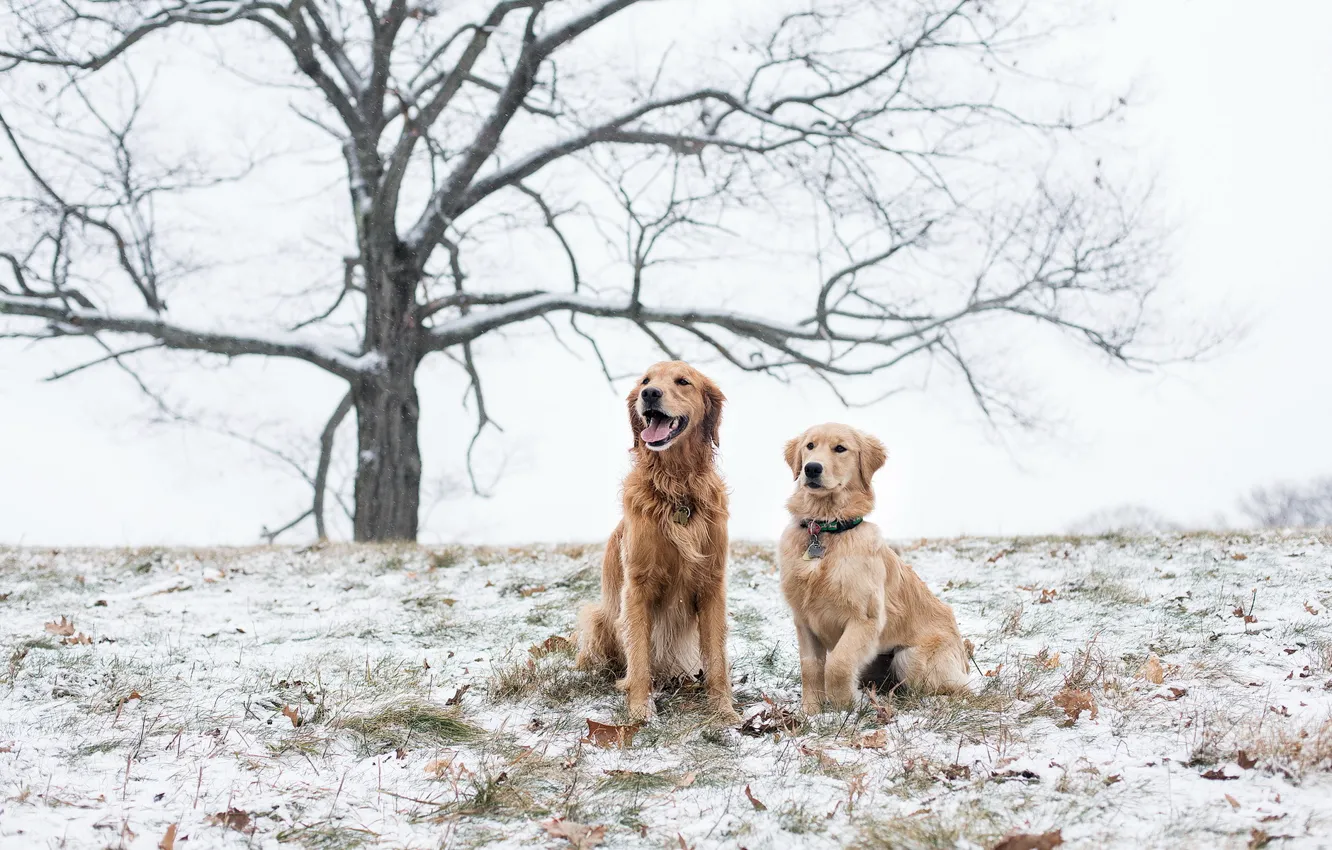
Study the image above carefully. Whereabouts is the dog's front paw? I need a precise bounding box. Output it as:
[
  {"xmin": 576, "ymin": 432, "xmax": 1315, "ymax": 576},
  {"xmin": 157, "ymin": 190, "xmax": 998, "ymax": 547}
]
[
  {"xmin": 627, "ymin": 699, "xmax": 653, "ymax": 723},
  {"xmin": 712, "ymin": 701, "xmax": 741, "ymax": 724}
]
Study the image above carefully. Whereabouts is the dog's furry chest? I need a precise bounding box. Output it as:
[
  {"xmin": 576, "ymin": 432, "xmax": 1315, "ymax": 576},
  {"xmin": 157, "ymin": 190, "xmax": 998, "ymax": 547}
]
[{"xmin": 779, "ymin": 528, "xmax": 885, "ymax": 631}]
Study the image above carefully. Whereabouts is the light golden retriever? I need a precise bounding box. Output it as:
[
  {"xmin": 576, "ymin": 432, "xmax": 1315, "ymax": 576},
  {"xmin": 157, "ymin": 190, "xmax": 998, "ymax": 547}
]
[
  {"xmin": 576, "ymin": 361, "xmax": 737, "ymax": 722},
  {"xmin": 779, "ymin": 423, "xmax": 970, "ymax": 713}
]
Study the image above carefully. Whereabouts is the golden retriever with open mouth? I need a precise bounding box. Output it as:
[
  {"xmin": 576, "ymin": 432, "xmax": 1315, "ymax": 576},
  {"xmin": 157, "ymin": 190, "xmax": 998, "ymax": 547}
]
[
  {"xmin": 779, "ymin": 423, "xmax": 970, "ymax": 713},
  {"xmin": 576, "ymin": 361, "xmax": 738, "ymax": 722}
]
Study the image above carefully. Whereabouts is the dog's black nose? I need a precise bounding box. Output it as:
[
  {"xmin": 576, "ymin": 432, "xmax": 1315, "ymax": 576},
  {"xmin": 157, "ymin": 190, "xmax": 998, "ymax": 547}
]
[
  {"xmin": 804, "ymin": 461, "xmax": 823, "ymax": 478},
  {"xmin": 641, "ymin": 386, "xmax": 663, "ymax": 403}
]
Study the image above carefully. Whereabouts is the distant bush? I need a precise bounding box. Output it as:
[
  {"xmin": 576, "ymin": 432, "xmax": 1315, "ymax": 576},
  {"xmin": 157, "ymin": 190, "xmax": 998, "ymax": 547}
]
[
  {"xmin": 1067, "ymin": 504, "xmax": 1180, "ymax": 535},
  {"xmin": 1238, "ymin": 477, "xmax": 1332, "ymax": 529}
]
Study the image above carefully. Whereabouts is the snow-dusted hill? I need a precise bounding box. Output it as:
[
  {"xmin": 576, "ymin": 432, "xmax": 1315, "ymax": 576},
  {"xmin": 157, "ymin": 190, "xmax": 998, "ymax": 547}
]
[{"xmin": 1, "ymin": 532, "xmax": 1329, "ymax": 849}]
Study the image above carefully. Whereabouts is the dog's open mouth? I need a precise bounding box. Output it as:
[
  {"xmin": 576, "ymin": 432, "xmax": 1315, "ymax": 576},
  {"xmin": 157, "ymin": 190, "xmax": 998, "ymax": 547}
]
[{"xmin": 641, "ymin": 410, "xmax": 688, "ymax": 449}]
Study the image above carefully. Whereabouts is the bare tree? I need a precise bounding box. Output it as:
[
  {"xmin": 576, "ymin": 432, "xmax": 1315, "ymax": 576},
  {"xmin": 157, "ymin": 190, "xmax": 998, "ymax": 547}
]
[
  {"xmin": 1239, "ymin": 478, "xmax": 1332, "ymax": 529},
  {"xmin": 1, "ymin": 0, "xmax": 1176, "ymax": 541}
]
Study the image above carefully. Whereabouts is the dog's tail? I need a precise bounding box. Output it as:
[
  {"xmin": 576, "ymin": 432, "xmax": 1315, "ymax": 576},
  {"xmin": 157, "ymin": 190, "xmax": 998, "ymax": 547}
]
[{"xmin": 575, "ymin": 523, "xmax": 626, "ymax": 673}]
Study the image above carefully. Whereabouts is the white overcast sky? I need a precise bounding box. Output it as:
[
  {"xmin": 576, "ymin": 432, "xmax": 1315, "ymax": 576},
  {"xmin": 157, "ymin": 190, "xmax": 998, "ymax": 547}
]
[{"xmin": 2, "ymin": 0, "xmax": 1330, "ymax": 546}]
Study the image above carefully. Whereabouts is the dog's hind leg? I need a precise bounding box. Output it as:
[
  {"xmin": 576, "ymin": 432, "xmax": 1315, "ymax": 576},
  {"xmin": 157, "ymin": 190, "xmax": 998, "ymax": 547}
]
[
  {"xmin": 576, "ymin": 523, "xmax": 626, "ymax": 672},
  {"xmin": 890, "ymin": 633, "xmax": 971, "ymax": 695}
]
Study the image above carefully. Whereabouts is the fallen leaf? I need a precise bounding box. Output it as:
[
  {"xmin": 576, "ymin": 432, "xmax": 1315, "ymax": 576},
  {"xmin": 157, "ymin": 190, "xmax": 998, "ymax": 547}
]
[
  {"xmin": 744, "ymin": 784, "xmax": 767, "ymax": 811},
  {"xmin": 1038, "ymin": 588, "xmax": 1057, "ymax": 604},
  {"xmin": 1231, "ymin": 553, "xmax": 1248, "ymax": 561},
  {"xmin": 1249, "ymin": 828, "xmax": 1270, "ymax": 849},
  {"xmin": 529, "ymin": 635, "xmax": 573, "ymax": 658},
  {"xmin": 445, "ymin": 684, "xmax": 471, "ymax": 706},
  {"xmin": 1103, "ymin": 774, "xmax": 1122, "ymax": 786},
  {"xmin": 1043, "ymin": 652, "xmax": 1061, "ymax": 669},
  {"xmin": 855, "ymin": 729, "xmax": 887, "ymax": 749},
  {"xmin": 61, "ymin": 633, "xmax": 93, "ymax": 646},
  {"xmin": 1236, "ymin": 750, "xmax": 1258, "ymax": 770},
  {"xmin": 1225, "ymin": 793, "xmax": 1241, "ymax": 810},
  {"xmin": 942, "ymin": 763, "xmax": 971, "ymax": 780},
  {"xmin": 0, "ymin": 743, "xmax": 13, "ymax": 753},
  {"xmin": 1201, "ymin": 768, "xmax": 1237, "ymax": 781},
  {"xmin": 206, "ymin": 808, "xmax": 254, "ymax": 833},
  {"xmin": 1138, "ymin": 654, "xmax": 1165, "ymax": 685},
  {"xmin": 425, "ymin": 755, "xmax": 456, "ymax": 777},
  {"xmin": 518, "ymin": 584, "xmax": 548, "ymax": 597},
  {"xmin": 675, "ymin": 771, "xmax": 696, "ymax": 789},
  {"xmin": 116, "ymin": 690, "xmax": 143, "ymax": 710},
  {"xmin": 1305, "ymin": 602, "xmax": 1320, "ymax": 616},
  {"xmin": 798, "ymin": 744, "xmax": 840, "ymax": 771},
  {"xmin": 740, "ymin": 698, "xmax": 802, "ymax": 737},
  {"xmin": 1153, "ymin": 687, "xmax": 1188, "ymax": 702},
  {"xmin": 983, "ymin": 663, "xmax": 1003, "ymax": 678},
  {"xmin": 540, "ymin": 817, "xmax": 606, "ymax": 849},
  {"xmin": 1053, "ymin": 688, "xmax": 1098, "ymax": 722},
  {"xmin": 1233, "ymin": 606, "xmax": 1246, "ymax": 618},
  {"xmin": 281, "ymin": 705, "xmax": 301, "ymax": 727},
  {"xmin": 159, "ymin": 823, "xmax": 178, "ymax": 850},
  {"xmin": 991, "ymin": 829, "xmax": 1064, "ymax": 850},
  {"xmin": 987, "ymin": 548, "xmax": 1014, "ymax": 563},
  {"xmin": 582, "ymin": 719, "xmax": 641, "ymax": 749},
  {"xmin": 44, "ymin": 616, "xmax": 75, "ymax": 636}
]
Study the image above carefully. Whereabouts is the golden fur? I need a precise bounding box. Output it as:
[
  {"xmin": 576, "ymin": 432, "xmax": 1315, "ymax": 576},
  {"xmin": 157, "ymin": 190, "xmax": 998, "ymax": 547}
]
[
  {"xmin": 576, "ymin": 361, "xmax": 737, "ymax": 722},
  {"xmin": 778, "ymin": 423, "xmax": 970, "ymax": 713}
]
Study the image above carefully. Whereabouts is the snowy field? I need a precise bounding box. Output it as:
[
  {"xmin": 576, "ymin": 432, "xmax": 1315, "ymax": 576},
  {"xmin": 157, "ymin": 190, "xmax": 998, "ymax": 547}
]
[{"xmin": 1, "ymin": 531, "xmax": 1330, "ymax": 850}]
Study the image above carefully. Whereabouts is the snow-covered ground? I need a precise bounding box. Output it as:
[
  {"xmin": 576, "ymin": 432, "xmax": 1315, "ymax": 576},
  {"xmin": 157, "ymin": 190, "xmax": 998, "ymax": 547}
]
[{"xmin": 1, "ymin": 532, "xmax": 1330, "ymax": 849}]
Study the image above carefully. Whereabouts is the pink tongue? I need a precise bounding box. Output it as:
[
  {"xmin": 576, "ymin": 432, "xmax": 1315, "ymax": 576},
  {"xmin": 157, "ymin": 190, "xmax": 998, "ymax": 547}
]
[{"xmin": 641, "ymin": 417, "xmax": 674, "ymax": 443}]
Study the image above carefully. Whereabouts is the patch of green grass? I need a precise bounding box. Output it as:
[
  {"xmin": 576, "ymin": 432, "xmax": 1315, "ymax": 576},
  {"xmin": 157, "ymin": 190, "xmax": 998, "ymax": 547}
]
[
  {"xmin": 337, "ymin": 702, "xmax": 481, "ymax": 754},
  {"xmin": 274, "ymin": 823, "xmax": 375, "ymax": 849},
  {"xmin": 854, "ymin": 804, "xmax": 1008, "ymax": 849},
  {"xmin": 487, "ymin": 649, "xmax": 608, "ymax": 707},
  {"xmin": 596, "ymin": 769, "xmax": 677, "ymax": 794}
]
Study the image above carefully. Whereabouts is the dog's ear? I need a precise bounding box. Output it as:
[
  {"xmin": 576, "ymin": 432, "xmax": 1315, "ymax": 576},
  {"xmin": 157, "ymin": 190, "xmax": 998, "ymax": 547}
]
[
  {"xmin": 857, "ymin": 432, "xmax": 887, "ymax": 490},
  {"xmin": 626, "ymin": 381, "xmax": 643, "ymax": 449},
  {"xmin": 783, "ymin": 436, "xmax": 803, "ymax": 480},
  {"xmin": 700, "ymin": 378, "xmax": 725, "ymax": 448}
]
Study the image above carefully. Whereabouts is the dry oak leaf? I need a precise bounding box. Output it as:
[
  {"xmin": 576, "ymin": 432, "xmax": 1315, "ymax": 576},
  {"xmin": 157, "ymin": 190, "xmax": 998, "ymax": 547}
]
[
  {"xmin": 61, "ymin": 633, "xmax": 93, "ymax": 646},
  {"xmin": 1043, "ymin": 652, "xmax": 1061, "ymax": 669},
  {"xmin": 1225, "ymin": 793, "xmax": 1241, "ymax": 810},
  {"xmin": 855, "ymin": 729, "xmax": 888, "ymax": 749},
  {"xmin": 206, "ymin": 808, "xmax": 254, "ymax": 834},
  {"xmin": 1231, "ymin": 553, "xmax": 1248, "ymax": 561},
  {"xmin": 44, "ymin": 616, "xmax": 76, "ymax": 636},
  {"xmin": 1138, "ymin": 654, "xmax": 1165, "ymax": 685},
  {"xmin": 158, "ymin": 823, "xmax": 178, "ymax": 850},
  {"xmin": 991, "ymin": 830, "xmax": 1064, "ymax": 850},
  {"xmin": 1236, "ymin": 750, "xmax": 1258, "ymax": 770},
  {"xmin": 1201, "ymin": 768, "xmax": 1237, "ymax": 781},
  {"xmin": 1305, "ymin": 602, "xmax": 1320, "ymax": 616},
  {"xmin": 518, "ymin": 584, "xmax": 548, "ymax": 597},
  {"xmin": 582, "ymin": 719, "xmax": 641, "ymax": 749},
  {"xmin": 540, "ymin": 817, "xmax": 606, "ymax": 849},
  {"xmin": 744, "ymin": 784, "xmax": 767, "ymax": 811},
  {"xmin": 1038, "ymin": 588, "xmax": 1057, "ymax": 604},
  {"xmin": 1053, "ymin": 688, "xmax": 1098, "ymax": 722},
  {"xmin": 445, "ymin": 684, "xmax": 471, "ymax": 706},
  {"xmin": 281, "ymin": 705, "xmax": 301, "ymax": 727}
]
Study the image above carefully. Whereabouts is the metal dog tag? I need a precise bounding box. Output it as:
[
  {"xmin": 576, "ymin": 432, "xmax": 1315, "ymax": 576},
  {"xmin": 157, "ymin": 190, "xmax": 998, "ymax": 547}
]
[
  {"xmin": 672, "ymin": 505, "xmax": 691, "ymax": 525},
  {"xmin": 804, "ymin": 537, "xmax": 826, "ymax": 560}
]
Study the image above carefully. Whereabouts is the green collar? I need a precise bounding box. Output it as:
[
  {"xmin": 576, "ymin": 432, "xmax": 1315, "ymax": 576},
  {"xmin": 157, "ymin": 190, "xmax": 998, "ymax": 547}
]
[{"xmin": 803, "ymin": 517, "xmax": 863, "ymax": 536}]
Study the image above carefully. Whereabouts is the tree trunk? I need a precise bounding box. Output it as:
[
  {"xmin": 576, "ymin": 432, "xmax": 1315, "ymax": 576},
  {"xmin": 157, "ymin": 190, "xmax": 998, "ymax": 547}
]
[
  {"xmin": 353, "ymin": 242, "xmax": 423, "ymax": 542},
  {"xmin": 352, "ymin": 363, "xmax": 421, "ymax": 541}
]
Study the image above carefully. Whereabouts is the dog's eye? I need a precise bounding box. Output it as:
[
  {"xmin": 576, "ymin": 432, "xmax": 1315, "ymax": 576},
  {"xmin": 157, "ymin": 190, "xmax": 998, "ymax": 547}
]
[
  {"xmin": 641, "ymin": 377, "xmax": 650, "ymax": 385},
  {"xmin": 834, "ymin": 445, "xmax": 848, "ymax": 453},
  {"xmin": 805, "ymin": 442, "xmax": 815, "ymax": 450},
  {"xmin": 675, "ymin": 377, "xmax": 690, "ymax": 386}
]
